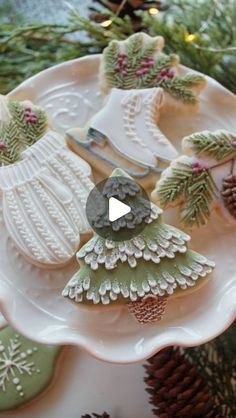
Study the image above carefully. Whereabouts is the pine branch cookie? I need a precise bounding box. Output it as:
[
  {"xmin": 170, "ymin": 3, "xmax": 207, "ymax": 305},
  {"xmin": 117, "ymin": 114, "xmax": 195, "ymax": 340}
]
[
  {"xmin": 62, "ymin": 168, "xmax": 214, "ymax": 324},
  {"xmin": 0, "ymin": 326, "xmax": 61, "ymax": 411},
  {"xmin": 152, "ymin": 130, "xmax": 236, "ymax": 227},
  {"xmin": 100, "ymin": 33, "xmax": 206, "ymax": 112}
]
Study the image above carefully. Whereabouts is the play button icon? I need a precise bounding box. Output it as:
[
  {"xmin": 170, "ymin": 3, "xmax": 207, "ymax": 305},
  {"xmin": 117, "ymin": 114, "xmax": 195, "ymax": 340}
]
[
  {"xmin": 85, "ymin": 169, "xmax": 151, "ymax": 241},
  {"xmin": 109, "ymin": 197, "xmax": 131, "ymax": 222}
]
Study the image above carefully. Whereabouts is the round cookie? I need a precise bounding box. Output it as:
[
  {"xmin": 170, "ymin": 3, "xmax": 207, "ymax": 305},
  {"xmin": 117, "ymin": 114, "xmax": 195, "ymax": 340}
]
[{"xmin": 0, "ymin": 326, "xmax": 61, "ymax": 411}]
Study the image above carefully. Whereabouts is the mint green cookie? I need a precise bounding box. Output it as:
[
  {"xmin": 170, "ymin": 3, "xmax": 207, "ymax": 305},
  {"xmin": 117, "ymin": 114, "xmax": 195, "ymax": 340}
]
[
  {"xmin": 0, "ymin": 327, "xmax": 61, "ymax": 411},
  {"xmin": 62, "ymin": 168, "xmax": 215, "ymax": 323}
]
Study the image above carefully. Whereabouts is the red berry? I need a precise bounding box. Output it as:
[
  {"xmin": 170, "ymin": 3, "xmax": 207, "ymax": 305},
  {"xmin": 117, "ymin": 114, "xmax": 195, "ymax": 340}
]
[{"xmin": 0, "ymin": 142, "xmax": 6, "ymax": 150}]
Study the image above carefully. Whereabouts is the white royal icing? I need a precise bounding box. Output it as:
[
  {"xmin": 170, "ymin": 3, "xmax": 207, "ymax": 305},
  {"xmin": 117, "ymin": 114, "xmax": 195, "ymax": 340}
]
[
  {"xmin": 89, "ymin": 87, "xmax": 178, "ymax": 168},
  {"xmin": 0, "ymin": 131, "xmax": 94, "ymax": 267}
]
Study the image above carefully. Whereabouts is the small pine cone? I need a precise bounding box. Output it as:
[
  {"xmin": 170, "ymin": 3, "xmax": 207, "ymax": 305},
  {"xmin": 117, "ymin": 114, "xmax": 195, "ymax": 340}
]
[
  {"xmin": 128, "ymin": 296, "xmax": 168, "ymax": 324},
  {"xmin": 144, "ymin": 347, "xmax": 221, "ymax": 418},
  {"xmin": 221, "ymin": 174, "xmax": 236, "ymax": 219}
]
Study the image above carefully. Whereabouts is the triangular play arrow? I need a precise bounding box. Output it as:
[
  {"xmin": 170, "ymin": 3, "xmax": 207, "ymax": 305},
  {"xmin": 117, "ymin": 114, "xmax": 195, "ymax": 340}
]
[{"xmin": 109, "ymin": 197, "xmax": 131, "ymax": 222}]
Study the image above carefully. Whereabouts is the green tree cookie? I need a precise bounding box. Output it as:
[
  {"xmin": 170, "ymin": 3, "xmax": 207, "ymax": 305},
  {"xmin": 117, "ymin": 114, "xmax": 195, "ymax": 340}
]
[{"xmin": 63, "ymin": 168, "xmax": 215, "ymax": 324}]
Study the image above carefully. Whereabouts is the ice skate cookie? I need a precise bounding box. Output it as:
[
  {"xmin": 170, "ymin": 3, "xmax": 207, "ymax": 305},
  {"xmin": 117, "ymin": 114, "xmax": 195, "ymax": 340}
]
[
  {"xmin": 66, "ymin": 87, "xmax": 179, "ymax": 189},
  {"xmin": 62, "ymin": 168, "xmax": 215, "ymax": 324},
  {"xmin": 0, "ymin": 326, "xmax": 62, "ymax": 411},
  {"xmin": 152, "ymin": 130, "xmax": 236, "ymax": 228},
  {"xmin": 99, "ymin": 33, "xmax": 206, "ymax": 113}
]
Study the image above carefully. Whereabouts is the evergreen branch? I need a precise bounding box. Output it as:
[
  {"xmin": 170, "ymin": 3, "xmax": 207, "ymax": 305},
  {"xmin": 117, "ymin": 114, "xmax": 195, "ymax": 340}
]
[
  {"xmin": 184, "ymin": 131, "xmax": 236, "ymax": 161},
  {"xmin": 178, "ymin": 73, "xmax": 205, "ymax": 87},
  {"xmin": 157, "ymin": 162, "xmax": 194, "ymax": 207},
  {"xmin": 0, "ymin": 120, "xmax": 20, "ymax": 165},
  {"xmin": 157, "ymin": 160, "xmax": 218, "ymax": 227},
  {"xmin": 142, "ymin": 53, "xmax": 178, "ymax": 87},
  {"xmin": 180, "ymin": 170, "xmax": 217, "ymax": 226},
  {"xmin": 8, "ymin": 100, "xmax": 48, "ymax": 147},
  {"xmin": 160, "ymin": 78, "xmax": 198, "ymax": 103},
  {"xmin": 1, "ymin": 1, "xmax": 236, "ymax": 95}
]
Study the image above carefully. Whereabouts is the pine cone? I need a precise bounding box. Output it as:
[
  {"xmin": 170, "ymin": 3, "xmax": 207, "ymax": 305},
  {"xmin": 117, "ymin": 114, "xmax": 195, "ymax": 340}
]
[
  {"xmin": 128, "ymin": 296, "xmax": 168, "ymax": 324},
  {"xmin": 222, "ymin": 174, "xmax": 236, "ymax": 218},
  {"xmin": 144, "ymin": 347, "xmax": 221, "ymax": 418}
]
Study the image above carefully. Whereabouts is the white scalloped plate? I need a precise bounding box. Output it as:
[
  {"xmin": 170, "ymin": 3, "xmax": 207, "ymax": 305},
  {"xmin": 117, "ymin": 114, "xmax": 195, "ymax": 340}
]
[{"xmin": 0, "ymin": 55, "xmax": 234, "ymax": 364}]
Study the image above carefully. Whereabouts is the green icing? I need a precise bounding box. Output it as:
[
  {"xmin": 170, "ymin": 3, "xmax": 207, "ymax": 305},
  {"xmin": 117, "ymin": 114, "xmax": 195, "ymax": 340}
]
[
  {"xmin": 0, "ymin": 99, "xmax": 48, "ymax": 166},
  {"xmin": 183, "ymin": 130, "xmax": 236, "ymax": 161},
  {"xmin": 62, "ymin": 166, "xmax": 215, "ymax": 307},
  {"xmin": 0, "ymin": 327, "xmax": 61, "ymax": 411},
  {"xmin": 102, "ymin": 33, "xmax": 205, "ymax": 103},
  {"xmin": 69, "ymin": 248, "xmax": 212, "ymax": 305}
]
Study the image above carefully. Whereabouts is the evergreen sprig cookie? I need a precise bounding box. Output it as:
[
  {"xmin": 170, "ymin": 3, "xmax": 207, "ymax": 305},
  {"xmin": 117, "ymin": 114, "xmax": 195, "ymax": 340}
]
[
  {"xmin": 152, "ymin": 130, "xmax": 236, "ymax": 227},
  {"xmin": 100, "ymin": 33, "xmax": 206, "ymax": 109}
]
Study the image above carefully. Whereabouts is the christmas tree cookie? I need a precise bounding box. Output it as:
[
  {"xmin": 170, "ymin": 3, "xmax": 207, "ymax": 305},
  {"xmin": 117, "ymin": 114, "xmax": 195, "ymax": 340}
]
[
  {"xmin": 62, "ymin": 168, "xmax": 215, "ymax": 324},
  {"xmin": 0, "ymin": 95, "xmax": 94, "ymax": 268},
  {"xmin": 100, "ymin": 33, "xmax": 206, "ymax": 112},
  {"xmin": 66, "ymin": 87, "xmax": 178, "ymax": 189},
  {"xmin": 0, "ymin": 326, "xmax": 61, "ymax": 411},
  {"xmin": 0, "ymin": 94, "xmax": 49, "ymax": 165},
  {"xmin": 152, "ymin": 130, "xmax": 236, "ymax": 227}
]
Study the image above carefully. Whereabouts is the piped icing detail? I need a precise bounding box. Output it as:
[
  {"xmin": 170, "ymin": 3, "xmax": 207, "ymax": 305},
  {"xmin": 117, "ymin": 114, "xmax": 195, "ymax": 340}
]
[
  {"xmin": 0, "ymin": 327, "xmax": 61, "ymax": 411},
  {"xmin": 101, "ymin": 32, "xmax": 205, "ymax": 104},
  {"xmin": 63, "ymin": 168, "xmax": 215, "ymax": 311},
  {"xmin": 1, "ymin": 131, "xmax": 93, "ymax": 267},
  {"xmin": 153, "ymin": 130, "xmax": 236, "ymax": 226}
]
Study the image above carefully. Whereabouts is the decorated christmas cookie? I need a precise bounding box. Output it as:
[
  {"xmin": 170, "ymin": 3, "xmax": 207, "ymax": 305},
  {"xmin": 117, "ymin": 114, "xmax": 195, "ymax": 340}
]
[
  {"xmin": 66, "ymin": 87, "xmax": 178, "ymax": 189},
  {"xmin": 0, "ymin": 94, "xmax": 48, "ymax": 166},
  {"xmin": 152, "ymin": 130, "xmax": 236, "ymax": 227},
  {"xmin": 0, "ymin": 132, "xmax": 94, "ymax": 268},
  {"xmin": 100, "ymin": 33, "xmax": 206, "ymax": 112},
  {"xmin": 0, "ymin": 96, "xmax": 94, "ymax": 268},
  {"xmin": 62, "ymin": 168, "xmax": 214, "ymax": 324},
  {"xmin": 0, "ymin": 326, "xmax": 61, "ymax": 411}
]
